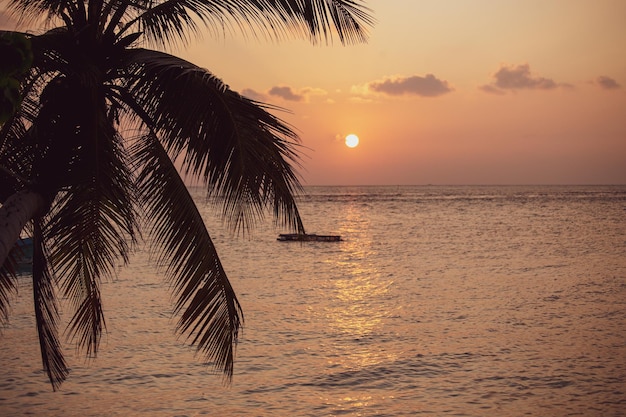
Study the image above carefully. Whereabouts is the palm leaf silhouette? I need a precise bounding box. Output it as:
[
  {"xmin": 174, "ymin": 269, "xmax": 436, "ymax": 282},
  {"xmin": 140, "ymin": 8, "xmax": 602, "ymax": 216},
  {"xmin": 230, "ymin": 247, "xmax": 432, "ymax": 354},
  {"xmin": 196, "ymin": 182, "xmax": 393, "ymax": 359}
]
[{"xmin": 0, "ymin": 0, "xmax": 373, "ymax": 389}]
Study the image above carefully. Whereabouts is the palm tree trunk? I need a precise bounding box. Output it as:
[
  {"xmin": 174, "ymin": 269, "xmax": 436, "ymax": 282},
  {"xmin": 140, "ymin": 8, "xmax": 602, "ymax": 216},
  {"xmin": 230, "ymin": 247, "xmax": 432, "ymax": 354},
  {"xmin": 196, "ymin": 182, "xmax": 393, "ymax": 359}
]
[{"xmin": 0, "ymin": 189, "xmax": 47, "ymax": 268}]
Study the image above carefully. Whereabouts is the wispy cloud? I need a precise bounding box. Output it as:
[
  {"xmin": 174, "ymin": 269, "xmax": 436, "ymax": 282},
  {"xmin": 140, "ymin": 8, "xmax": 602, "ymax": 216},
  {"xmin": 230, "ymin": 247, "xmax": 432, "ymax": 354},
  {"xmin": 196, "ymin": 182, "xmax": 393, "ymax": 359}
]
[
  {"xmin": 348, "ymin": 96, "xmax": 375, "ymax": 104},
  {"xmin": 595, "ymin": 76, "xmax": 621, "ymax": 90},
  {"xmin": 300, "ymin": 87, "xmax": 328, "ymax": 99},
  {"xmin": 360, "ymin": 74, "xmax": 453, "ymax": 97},
  {"xmin": 241, "ymin": 88, "xmax": 267, "ymax": 102},
  {"xmin": 479, "ymin": 84, "xmax": 506, "ymax": 95},
  {"xmin": 480, "ymin": 63, "xmax": 571, "ymax": 94},
  {"xmin": 244, "ymin": 85, "xmax": 328, "ymax": 103},
  {"xmin": 268, "ymin": 86, "xmax": 305, "ymax": 102}
]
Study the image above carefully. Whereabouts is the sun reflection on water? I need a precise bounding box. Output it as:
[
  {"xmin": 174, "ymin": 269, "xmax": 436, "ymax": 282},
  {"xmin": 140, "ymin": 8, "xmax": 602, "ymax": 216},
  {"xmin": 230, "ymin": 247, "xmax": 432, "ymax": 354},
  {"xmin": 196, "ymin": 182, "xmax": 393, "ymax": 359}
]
[{"xmin": 323, "ymin": 202, "xmax": 397, "ymax": 370}]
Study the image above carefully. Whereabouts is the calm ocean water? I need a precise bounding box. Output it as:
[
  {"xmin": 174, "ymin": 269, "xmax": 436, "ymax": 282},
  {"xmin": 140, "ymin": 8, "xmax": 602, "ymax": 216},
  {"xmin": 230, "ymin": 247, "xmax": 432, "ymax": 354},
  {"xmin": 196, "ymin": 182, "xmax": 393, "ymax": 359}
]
[{"xmin": 1, "ymin": 185, "xmax": 625, "ymax": 416}]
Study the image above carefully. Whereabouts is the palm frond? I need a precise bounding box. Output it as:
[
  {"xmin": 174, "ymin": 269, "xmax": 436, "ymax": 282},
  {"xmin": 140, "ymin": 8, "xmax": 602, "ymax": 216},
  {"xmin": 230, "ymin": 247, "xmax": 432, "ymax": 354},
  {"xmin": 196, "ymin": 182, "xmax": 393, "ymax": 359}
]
[
  {"xmin": 44, "ymin": 115, "xmax": 138, "ymax": 357},
  {"xmin": 0, "ymin": 125, "xmax": 33, "ymax": 201},
  {"xmin": 2, "ymin": 0, "xmax": 374, "ymax": 390},
  {"xmin": 32, "ymin": 221, "xmax": 68, "ymax": 390},
  {"xmin": 6, "ymin": 0, "xmax": 73, "ymax": 24},
  {"xmin": 131, "ymin": 131, "xmax": 243, "ymax": 378},
  {"xmin": 126, "ymin": 0, "xmax": 373, "ymax": 47},
  {"xmin": 0, "ymin": 253, "xmax": 18, "ymax": 327},
  {"xmin": 120, "ymin": 48, "xmax": 304, "ymax": 233},
  {"xmin": 300, "ymin": 0, "xmax": 374, "ymax": 44}
]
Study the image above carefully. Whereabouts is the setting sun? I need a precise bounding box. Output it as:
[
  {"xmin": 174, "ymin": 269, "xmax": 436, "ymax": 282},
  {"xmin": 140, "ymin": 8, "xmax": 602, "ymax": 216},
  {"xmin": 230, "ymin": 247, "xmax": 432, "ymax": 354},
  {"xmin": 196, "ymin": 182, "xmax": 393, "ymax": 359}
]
[{"xmin": 345, "ymin": 134, "xmax": 360, "ymax": 148}]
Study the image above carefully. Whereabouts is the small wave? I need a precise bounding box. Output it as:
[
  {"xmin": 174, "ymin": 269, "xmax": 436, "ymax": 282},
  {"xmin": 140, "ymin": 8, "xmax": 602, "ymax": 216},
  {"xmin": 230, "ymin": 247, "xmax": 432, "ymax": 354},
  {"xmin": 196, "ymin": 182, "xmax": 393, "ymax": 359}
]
[{"xmin": 302, "ymin": 352, "xmax": 480, "ymax": 389}]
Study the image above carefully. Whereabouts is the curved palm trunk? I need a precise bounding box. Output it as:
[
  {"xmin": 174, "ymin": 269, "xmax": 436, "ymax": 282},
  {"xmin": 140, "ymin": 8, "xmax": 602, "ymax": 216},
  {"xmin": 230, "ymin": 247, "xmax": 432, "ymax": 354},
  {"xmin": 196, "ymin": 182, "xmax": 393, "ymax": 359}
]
[{"xmin": 0, "ymin": 189, "xmax": 47, "ymax": 268}]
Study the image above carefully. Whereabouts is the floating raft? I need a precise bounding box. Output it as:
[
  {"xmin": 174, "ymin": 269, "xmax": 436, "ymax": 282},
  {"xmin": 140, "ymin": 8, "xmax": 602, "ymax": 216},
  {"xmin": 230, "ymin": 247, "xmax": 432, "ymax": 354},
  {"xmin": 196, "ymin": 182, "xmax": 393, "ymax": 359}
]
[{"xmin": 277, "ymin": 233, "xmax": 342, "ymax": 242}]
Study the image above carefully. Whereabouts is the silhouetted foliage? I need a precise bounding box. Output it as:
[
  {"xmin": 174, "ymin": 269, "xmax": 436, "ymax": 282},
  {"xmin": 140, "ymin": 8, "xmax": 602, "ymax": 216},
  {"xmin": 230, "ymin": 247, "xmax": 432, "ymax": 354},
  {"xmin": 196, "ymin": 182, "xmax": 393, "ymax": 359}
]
[{"xmin": 0, "ymin": 0, "xmax": 372, "ymax": 390}]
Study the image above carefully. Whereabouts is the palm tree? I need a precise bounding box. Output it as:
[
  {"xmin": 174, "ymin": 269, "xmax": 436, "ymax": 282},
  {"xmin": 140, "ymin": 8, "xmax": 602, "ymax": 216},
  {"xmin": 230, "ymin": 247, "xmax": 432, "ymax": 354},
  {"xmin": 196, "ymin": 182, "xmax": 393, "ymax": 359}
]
[{"xmin": 0, "ymin": 0, "xmax": 372, "ymax": 390}]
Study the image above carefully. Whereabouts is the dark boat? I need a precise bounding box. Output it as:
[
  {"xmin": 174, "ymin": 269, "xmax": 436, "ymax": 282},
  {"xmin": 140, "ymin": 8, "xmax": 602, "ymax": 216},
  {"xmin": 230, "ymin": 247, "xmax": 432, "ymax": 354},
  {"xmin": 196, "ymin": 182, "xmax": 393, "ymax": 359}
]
[{"xmin": 277, "ymin": 233, "xmax": 342, "ymax": 242}]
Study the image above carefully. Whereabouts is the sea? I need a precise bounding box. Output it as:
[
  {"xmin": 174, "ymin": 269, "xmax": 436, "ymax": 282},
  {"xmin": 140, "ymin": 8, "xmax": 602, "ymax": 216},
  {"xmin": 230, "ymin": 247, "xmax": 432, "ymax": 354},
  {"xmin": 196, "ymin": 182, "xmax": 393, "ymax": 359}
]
[{"xmin": 1, "ymin": 185, "xmax": 625, "ymax": 416}]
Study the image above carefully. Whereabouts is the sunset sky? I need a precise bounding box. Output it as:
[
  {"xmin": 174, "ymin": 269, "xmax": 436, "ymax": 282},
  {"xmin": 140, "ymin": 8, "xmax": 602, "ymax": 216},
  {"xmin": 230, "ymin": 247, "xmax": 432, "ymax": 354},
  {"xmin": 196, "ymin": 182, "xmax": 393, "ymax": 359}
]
[{"xmin": 2, "ymin": 1, "xmax": 625, "ymax": 185}]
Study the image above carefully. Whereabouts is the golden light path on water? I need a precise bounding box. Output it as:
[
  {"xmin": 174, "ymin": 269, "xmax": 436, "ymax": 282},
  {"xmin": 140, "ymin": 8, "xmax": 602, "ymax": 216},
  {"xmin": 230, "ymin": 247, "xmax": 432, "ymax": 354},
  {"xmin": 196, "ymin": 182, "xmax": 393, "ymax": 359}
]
[{"xmin": 320, "ymin": 201, "xmax": 398, "ymax": 413}]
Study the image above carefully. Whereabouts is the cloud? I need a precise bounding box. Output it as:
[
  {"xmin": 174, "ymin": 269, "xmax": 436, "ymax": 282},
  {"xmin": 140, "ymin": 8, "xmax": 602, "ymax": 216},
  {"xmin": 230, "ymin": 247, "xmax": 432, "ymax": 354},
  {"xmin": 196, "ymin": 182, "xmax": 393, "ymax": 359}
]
[
  {"xmin": 478, "ymin": 84, "xmax": 506, "ymax": 95},
  {"xmin": 595, "ymin": 76, "xmax": 621, "ymax": 90},
  {"xmin": 241, "ymin": 88, "xmax": 267, "ymax": 101},
  {"xmin": 300, "ymin": 87, "xmax": 328, "ymax": 98},
  {"xmin": 480, "ymin": 63, "xmax": 570, "ymax": 94},
  {"xmin": 268, "ymin": 86, "xmax": 305, "ymax": 102},
  {"xmin": 348, "ymin": 96, "xmax": 375, "ymax": 104},
  {"xmin": 241, "ymin": 85, "xmax": 328, "ymax": 103},
  {"xmin": 364, "ymin": 74, "xmax": 453, "ymax": 97}
]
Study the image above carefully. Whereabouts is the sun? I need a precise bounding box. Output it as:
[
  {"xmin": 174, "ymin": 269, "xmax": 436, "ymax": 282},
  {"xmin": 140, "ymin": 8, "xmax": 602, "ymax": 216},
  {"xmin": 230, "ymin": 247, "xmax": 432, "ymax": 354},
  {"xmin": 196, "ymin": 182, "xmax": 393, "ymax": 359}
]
[{"xmin": 345, "ymin": 134, "xmax": 360, "ymax": 148}]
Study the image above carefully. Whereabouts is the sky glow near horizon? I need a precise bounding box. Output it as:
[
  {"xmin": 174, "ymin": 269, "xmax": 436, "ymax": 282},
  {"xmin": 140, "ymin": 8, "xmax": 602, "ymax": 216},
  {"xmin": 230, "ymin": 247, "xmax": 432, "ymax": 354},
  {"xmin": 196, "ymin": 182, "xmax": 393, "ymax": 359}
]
[{"xmin": 1, "ymin": 0, "xmax": 624, "ymax": 185}]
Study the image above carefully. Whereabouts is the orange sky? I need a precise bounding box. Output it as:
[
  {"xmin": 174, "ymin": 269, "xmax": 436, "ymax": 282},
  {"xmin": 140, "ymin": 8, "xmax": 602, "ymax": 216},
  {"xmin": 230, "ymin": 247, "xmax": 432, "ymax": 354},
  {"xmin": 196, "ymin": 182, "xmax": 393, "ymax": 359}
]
[
  {"xmin": 2, "ymin": 1, "xmax": 625, "ymax": 185},
  {"xmin": 179, "ymin": 0, "xmax": 626, "ymax": 185}
]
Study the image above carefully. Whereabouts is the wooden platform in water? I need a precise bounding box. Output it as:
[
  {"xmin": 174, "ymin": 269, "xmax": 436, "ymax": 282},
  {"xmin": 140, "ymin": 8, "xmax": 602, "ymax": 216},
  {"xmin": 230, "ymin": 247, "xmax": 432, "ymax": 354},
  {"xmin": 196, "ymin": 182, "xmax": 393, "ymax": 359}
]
[{"xmin": 277, "ymin": 233, "xmax": 342, "ymax": 242}]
